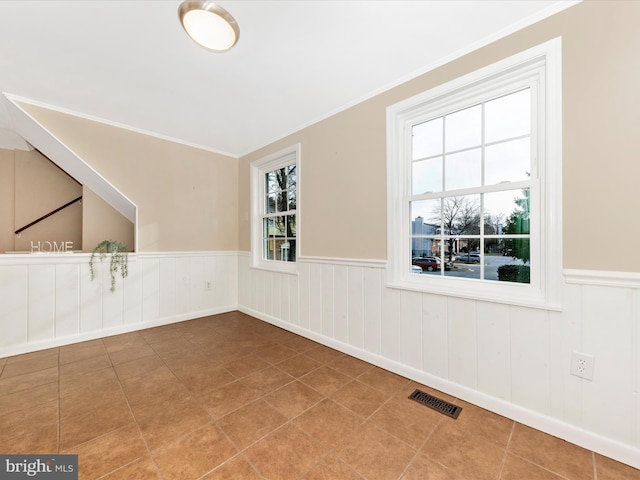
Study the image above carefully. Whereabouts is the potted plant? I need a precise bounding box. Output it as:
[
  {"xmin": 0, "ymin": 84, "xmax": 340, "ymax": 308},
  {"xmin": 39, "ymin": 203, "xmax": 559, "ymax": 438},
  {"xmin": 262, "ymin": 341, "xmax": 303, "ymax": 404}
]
[{"xmin": 89, "ymin": 239, "xmax": 129, "ymax": 292}]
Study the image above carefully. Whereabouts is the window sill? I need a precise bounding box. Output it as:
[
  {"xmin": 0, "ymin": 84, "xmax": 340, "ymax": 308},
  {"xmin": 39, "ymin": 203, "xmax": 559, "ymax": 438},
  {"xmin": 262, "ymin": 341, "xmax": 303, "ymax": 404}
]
[
  {"xmin": 387, "ymin": 276, "xmax": 562, "ymax": 311},
  {"xmin": 250, "ymin": 262, "xmax": 298, "ymax": 275}
]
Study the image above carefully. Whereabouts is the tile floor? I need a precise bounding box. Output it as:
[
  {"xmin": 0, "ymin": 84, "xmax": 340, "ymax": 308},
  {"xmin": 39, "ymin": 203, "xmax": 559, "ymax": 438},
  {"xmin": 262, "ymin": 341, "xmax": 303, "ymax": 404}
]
[{"xmin": 1, "ymin": 311, "xmax": 639, "ymax": 480}]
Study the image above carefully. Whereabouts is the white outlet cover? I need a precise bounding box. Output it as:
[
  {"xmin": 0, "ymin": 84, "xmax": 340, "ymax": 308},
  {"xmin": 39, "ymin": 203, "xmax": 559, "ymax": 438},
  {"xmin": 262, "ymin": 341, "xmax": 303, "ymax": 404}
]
[{"xmin": 570, "ymin": 351, "xmax": 595, "ymax": 380}]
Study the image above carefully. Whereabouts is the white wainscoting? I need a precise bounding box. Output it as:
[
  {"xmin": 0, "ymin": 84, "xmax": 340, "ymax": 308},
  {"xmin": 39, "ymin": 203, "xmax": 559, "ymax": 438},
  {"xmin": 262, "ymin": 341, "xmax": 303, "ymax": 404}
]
[
  {"xmin": 238, "ymin": 253, "xmax": 640, "ymax": 469},
  {"xmin": 0, "ymin": 251, "xmax": 238, "ymax": 357}
]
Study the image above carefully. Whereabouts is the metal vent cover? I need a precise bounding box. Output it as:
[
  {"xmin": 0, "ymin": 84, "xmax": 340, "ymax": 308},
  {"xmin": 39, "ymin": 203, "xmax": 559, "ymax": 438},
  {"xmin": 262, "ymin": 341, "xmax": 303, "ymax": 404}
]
[{"xmin": 408, "ymin": 389, "xmax": 462, "ymax": 419}]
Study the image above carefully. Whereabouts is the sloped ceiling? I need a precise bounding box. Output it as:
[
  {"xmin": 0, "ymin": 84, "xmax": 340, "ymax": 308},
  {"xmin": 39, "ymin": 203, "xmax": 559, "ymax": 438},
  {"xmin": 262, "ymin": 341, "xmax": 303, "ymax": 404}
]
[{"xmin": 0, "ymin": 0, "xmax": 577, "ymax": 157}]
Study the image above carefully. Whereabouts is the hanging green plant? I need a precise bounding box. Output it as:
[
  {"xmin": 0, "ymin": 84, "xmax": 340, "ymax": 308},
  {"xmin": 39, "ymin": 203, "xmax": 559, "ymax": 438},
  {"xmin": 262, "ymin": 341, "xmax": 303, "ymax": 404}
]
[{"xmin": 89, "ymin": 239, "xmax": 129, "ymax": 292}]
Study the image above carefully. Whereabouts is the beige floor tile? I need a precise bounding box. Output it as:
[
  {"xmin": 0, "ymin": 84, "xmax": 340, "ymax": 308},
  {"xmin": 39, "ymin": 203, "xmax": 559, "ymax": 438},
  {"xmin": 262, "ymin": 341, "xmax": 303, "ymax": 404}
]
[
  {"xmin": 224, "ymin": 354, "xmax": 271, "ymax": 378},
  {"xmin": 0, "ymin": 421, "xmax": 58, "ymax": 454},
  {"xmin": 199, "ymin": 380, "xmax": 258, "ymax": 419},
  {"xmin": 0, "ymin": 382, "xmax": 58, "ymax": 415},
  {"xmin": 239, "ymin": 365, "xmax": 294, "ymax": 396},
  {"xmin": 153, "ymin": 422, "xmax": 237, "ymax": 480},
  {"xmin": 253, "ymin": 343, "xmax": 299, "ymax": 365},
  {"xmin": 59, "ymin": 342, "xmax": 107, "ymax": 365},
  {"xmin": 263, "ymin": 380, "xmax": 324, "ymax": 419},
  {"xmin": 280, "ymin": 335, "xmax": 320, "ymax": 354},
  {"xmin": 202, "ymin": 454, "xmax": 262, "ymax": 479},
  {"xmin": 172, "ymin": 364, "xmax": 236, "ymax": 396},
  {"xmin": 305, "ymin": 345, "xmax": 345, "ymax": 364},
  {"xmin": 244, "ymin": 423, "xmax": 327, "ymax": 479},
  {"xmin": 422, "ymin": 420, "xmax": 507, "ymax": 480},
  {"xmin": 59, "ymin": 354, "xmax": 112, "ymax": 378},
  {"xmin": 594, "ymin": 453, "xmax": 640, "ymax": 480},
  {"xmin": 336, "ymin": 422, "xmax": 416, "ymax": 480},
  {"xmin": 331, "ymin": 380, "xmax": 388, "ymax": 418},
  {"xmin": 402, "ymin": 453, "xmax": 465, "ymax": 480},
  {"xmin": 0, "ymin": 366, "xmax": 58, "ymax": 396},
  {"xmin": 500, "ymin": 454, "xmax": 569, "ymax": 480},
  {"xmin": 1, "ymin": 350, "xmax": 58, "ymax": 378},
  {"xmin": 0, "ymin": 399, "xmax": 57, "ymax": 442},
  {"xmin": 328, "ymin": 355, "xmax": 374, "ymax": 378},
  {"xmin": 60, "ymin": 400, "xmax": 135, "ymax": 450},
  {"xmin": 101, "ymin": 456, "xmax": 162, "ymax": 479},
  {"xmin": 276, "ymin": 354, "xmax": 322, "ymax": 378},
  {"xmin": 132, "ymin": 397, "xmax": 212, "ymax": 451},
  {"xmin": 217, "ymin": 399, "xmax": 288, "ymax": 450},
  {"xmin": 293, "ymin": 398, "xmax": 363, "ymax": 448},
  {"xmin": 369, "ymin": 395, "xmax": 443, "ymax": 449},
  {"xmin": 300, "ymin": 365, "xmax": 351, "ymax": 396},
  {"xmin": 357, "ymin": 366, "xmax": 411, "ymax": 396},
  {"xmin": 64, "ymin": 424, "xmax": 148, "ymax": 480},
  {"xmin": 508, "ymin": 423, "xmax": 594, "ymax": 480},
  {"xmin": 303, "ymin": 454, "xmax": 364, "ymax": 480}
]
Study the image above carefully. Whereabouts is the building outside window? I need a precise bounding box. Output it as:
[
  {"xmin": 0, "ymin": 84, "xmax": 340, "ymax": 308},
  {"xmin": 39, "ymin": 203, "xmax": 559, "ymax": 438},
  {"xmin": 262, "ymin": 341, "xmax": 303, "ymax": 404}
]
[{"xmin": 387, "ymin": 39, "xmax": 562, "ymax": 309}]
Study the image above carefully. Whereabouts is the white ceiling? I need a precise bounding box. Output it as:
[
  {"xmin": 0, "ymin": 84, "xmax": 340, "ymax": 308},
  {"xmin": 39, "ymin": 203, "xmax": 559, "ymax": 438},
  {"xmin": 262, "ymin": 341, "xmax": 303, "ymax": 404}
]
[{"xmin": 0, "ymin": 0, "xmax": 576, "ymax": 158}]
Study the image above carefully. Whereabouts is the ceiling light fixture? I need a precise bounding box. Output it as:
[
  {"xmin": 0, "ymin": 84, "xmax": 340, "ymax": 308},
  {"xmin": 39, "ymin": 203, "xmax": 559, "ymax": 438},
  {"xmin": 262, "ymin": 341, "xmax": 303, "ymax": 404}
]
[{"xmin": 178, "ymin": 1, "xmax": 239, "ymax": 52}]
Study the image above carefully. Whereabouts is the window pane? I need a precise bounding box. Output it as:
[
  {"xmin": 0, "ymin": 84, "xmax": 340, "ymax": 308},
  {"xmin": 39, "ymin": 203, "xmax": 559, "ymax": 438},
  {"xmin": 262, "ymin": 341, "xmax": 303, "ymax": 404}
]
[
  {"xmin": 412, "ymin": 157, "xmax": 442, "ymax": 194},
  {"xmin": 485, "ymin": 138, "xmax": 530, "ymax": 186},
  {"xmin": 286, "ymin": 214, "xmax": 296, "ymax": 236},
  {"xmin": 265, "ymin": 171, "xmax": 278, "ymax": 193},
  {"xmin": 485, "ymin": 89, "xmax": 530, "ymax": 143},
  {"xmin": 287, "ymin": 165, "xmax": 296, "ymax": 188},
  {"xmin": 412, "ymin": 117, "xmax": 443, "ymax": 159},
  {"xmin": 443, "ymin": 195, "xmax": 480, "ymax": 235},
  {"xmin": 444, "ymin": 148, "xmax": 481, "ymax": 191},
  {"xmin": 486, "ymin": 239, "xmax": 530, "ymax": 284},
  {"xmin": 445, "ymin": 104, "xmax": 481, "ymax": 152},
  {"xmin": 287, "ymin": 187, "xmax": 296, "ymax": 211},
  {"xmin": 411, "ymin": 199, "xmax": 441, "ymax": 232},
  {"xmin": 274, "ymin": 238, "xmax": 295, "ymax": 262},
  {"xmin": 266, "ymin": 193, "xmax": 277, "ymax": 213},
  {"xmin": 484, "ymin": 189, "xmax": 529, "ymax": 234}
]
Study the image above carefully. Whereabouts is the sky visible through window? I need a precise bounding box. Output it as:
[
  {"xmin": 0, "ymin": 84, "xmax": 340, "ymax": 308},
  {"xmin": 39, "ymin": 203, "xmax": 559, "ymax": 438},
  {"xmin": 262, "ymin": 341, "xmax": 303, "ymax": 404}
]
[{"xmin": 411, "ymin": 88, "xmax": 531, "ymax": 225}]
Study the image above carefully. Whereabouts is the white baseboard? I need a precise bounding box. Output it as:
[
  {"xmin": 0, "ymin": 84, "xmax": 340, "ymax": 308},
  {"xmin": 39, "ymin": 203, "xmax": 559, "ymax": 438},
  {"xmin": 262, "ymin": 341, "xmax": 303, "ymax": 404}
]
[{"xmin": 0, "ymin": 305, "xmax": 237, "ymax": 358}]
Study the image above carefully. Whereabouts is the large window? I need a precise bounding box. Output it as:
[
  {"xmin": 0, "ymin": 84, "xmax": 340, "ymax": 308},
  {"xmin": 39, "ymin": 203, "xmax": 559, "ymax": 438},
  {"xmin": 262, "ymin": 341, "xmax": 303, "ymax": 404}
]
[
  {"xmin": 251, "ymin": 144, "xmax": 299, "ymax": 273},
  {"xmin": 387, "ymin": 39, "xmax": 562, "ymax": 308}
]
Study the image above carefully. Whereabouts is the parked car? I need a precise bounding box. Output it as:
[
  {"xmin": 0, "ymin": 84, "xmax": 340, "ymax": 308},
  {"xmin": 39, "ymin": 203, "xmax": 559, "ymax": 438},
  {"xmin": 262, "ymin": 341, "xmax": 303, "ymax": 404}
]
[
  {"xmin": 412, "ymin": 256, "xmax": 452, "ymax": 271},
  {"xmin": 455, "ymin": 252, "xmax": 481, "ymax": 263}
]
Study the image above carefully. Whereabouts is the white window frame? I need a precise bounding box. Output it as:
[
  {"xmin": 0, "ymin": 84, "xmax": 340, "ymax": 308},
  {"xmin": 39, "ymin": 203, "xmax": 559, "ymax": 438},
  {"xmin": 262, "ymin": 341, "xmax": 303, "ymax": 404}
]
[
  {"xmin": 386, "ymin": 38, "xmax": 562, "ymax": 309},
  {"xmin": 250, "ymin": 144, "xmax": 300, "ymax": 274}
]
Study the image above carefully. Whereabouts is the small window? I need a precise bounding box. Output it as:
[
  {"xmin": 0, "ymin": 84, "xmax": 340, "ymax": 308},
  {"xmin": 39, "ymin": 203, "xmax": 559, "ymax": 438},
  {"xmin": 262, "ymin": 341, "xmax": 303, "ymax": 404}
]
[
  {"xmin": 387, "ymin": 39, "xmax": 562, "ymax": 309},
  {"xmin": 251, "ymin": 144, "xmax": 300, "ymax": 273}
]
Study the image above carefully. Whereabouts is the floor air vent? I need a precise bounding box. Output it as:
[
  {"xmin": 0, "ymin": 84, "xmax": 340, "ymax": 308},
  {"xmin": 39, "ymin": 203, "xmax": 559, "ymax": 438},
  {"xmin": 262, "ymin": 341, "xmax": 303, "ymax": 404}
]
[{"xmin": 408, "ymin": 389, "xmax": 462, "ymax": 419}]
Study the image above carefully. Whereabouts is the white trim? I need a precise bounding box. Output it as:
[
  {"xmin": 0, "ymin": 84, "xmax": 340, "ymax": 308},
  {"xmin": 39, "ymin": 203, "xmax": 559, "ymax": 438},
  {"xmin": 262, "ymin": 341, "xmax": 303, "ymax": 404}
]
[
  {"xmin": 2, "ymin": 93, "xmax": 238, "ymax": 159},
  {"xmin": 564, "ymin": 268, "xmax": 640, "ymax": 288},
  {"xmin": 239, "ymin": 302, "xmax": 640, "ymax": 471},
  {"xmin": 386, "ymin": 37, "xmax": 562, "ymax": 311},
  {"xmin": 250, "ymin": 144, "xmax": 300, "ymax": 274},
  {"xmin": 298, "ymin": 255, "xmax": 386, "ymax": 269}
]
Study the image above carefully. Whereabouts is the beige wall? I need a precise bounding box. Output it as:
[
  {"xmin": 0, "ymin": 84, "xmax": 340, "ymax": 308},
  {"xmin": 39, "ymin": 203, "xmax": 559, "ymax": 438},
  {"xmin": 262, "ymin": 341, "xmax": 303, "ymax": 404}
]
[
  {"xmin": 0, "ymin": 148, "xmax": 83, "ymax": 252},
  {"xmin": 16, "ymin": 106, "xmax": 239, "ymax": 252},
  {"xmin": 82, "ymin": 186, "xmax": 134, "ymax": 252},
  {"xmin": 0, "ymin": 149, "xmax": 14, "ymax": 253},
  {"xmin": 239, "ymin": 1, "xmax": 640, "ymax": 272}
]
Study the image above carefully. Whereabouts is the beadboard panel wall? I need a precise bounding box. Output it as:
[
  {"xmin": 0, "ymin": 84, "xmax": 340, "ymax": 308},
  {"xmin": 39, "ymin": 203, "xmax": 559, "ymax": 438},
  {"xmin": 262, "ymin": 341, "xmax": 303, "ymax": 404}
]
[
  {"xmin": 238, "ymin": 254, "xmax": 640, "ymax": 469},
  {"xmin": 0, "ymin": 252, "xmax": 238, "ymax": 357}
]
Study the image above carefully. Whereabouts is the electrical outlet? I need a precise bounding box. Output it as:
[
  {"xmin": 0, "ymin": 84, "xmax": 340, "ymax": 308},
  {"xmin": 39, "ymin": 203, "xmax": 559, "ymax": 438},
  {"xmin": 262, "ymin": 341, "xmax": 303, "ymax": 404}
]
[
  {"xmin": 204, "ymin": 281, "xmax": 211, "ymax": 291},
  {"xmin": 570, "ymin": 351, "xmax": 595, "ymax": 380}
]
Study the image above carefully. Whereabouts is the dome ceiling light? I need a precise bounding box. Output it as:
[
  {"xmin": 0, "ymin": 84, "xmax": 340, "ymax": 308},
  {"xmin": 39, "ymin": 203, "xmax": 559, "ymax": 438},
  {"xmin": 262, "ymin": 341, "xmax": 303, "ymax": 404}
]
[{"xmin": 178, "ymin": 1, "xmax": 239, "ymax": 52}]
